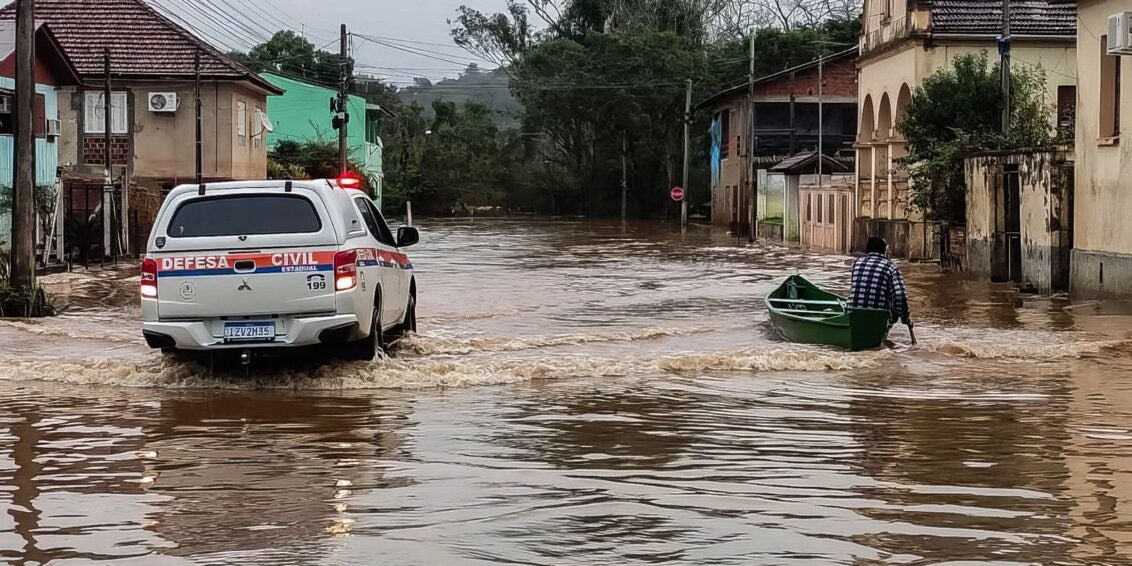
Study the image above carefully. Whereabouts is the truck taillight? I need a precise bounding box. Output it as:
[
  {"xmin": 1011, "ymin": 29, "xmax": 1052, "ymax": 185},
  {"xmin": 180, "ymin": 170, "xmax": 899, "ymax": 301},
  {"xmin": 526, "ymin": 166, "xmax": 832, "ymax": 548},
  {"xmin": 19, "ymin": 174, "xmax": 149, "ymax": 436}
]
[
  {"xmin": 141, "ymin": 258, "xmax": 158, "ymax": 298},
  {"xmin": 334, "ymin": 250, "xmax": 358, "ymax": 291}
]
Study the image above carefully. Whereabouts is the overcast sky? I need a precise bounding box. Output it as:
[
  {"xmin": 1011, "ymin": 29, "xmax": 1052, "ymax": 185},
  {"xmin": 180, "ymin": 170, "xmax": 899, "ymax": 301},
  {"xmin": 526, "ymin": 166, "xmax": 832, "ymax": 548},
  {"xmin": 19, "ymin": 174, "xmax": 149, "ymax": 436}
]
[{"xmin": 152, "ymin": 0, "xmax": 507, "ymax": 86}]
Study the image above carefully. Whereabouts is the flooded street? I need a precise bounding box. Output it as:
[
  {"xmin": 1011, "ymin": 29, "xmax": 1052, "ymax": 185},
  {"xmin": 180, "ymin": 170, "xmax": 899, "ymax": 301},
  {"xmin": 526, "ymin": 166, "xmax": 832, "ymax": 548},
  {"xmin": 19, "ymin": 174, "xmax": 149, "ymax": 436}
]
[{"xmin": 3, "ymin": 219, "xmax": 1132, "ymax": 564}]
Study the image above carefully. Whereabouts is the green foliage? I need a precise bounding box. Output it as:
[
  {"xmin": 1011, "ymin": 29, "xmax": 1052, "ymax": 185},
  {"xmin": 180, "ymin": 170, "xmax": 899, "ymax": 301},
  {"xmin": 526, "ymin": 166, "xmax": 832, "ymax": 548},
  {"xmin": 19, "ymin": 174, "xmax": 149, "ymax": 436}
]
[
  {"xmin": 0, "ymin": 184, "xmax": 57, "ymax": 218},
  {"xmin": 450, "ymin": 0, "xmax": 861, "ymax": 217},
  {"xmin": 0, "ymin": 283, "xmax": 55, "ymax": 317},
  {"xmin": 267, "ymin": 139, "xmax": 374, "ymax": 193},
  {"xmin": 899, "ymin": 52, "xmax": 1054, "ymax": 223},
  {"xmin": 231, "ymin": 31, "xmax": 345, "ymax": 86},
  {"xmin": 266, "ymin": 159, "xmax": 307, "ymax": 181},
  {"xmin": 382, "ymin": 101, "xmax": 532, "ymax": 215}
]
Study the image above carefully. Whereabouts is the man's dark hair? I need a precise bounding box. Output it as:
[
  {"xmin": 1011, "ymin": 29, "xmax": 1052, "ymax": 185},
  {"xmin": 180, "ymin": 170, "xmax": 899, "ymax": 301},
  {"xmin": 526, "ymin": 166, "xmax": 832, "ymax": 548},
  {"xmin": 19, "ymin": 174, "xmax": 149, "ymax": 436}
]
[{"xmin": 865, "ymin": 237, "xmax": 888, "ymax": 255}]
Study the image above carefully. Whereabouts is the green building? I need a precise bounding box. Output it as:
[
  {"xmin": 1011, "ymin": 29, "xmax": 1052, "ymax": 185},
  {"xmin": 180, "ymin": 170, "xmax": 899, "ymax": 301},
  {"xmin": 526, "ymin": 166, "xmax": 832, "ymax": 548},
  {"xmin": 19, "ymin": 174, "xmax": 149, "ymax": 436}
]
[{"xmin": 261, "ymin": 72, "xmax": 384, "ymax": 206}]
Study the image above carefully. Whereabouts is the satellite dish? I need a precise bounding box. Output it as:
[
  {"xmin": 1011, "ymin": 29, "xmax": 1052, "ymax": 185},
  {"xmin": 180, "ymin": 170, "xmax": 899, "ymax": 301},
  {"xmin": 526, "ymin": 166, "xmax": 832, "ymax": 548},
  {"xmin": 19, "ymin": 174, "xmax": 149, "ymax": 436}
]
[{"xmin": 257, "ymin": 110, "xmax": 275, "ymax": 134}]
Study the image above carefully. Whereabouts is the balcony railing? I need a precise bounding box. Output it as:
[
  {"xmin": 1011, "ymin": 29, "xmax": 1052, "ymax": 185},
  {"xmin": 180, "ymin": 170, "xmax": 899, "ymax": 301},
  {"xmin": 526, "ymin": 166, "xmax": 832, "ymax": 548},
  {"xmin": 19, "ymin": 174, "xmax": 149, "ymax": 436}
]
[{"xmin": 861, "ymin": 16, "xmax": 914, "ymax": 55}]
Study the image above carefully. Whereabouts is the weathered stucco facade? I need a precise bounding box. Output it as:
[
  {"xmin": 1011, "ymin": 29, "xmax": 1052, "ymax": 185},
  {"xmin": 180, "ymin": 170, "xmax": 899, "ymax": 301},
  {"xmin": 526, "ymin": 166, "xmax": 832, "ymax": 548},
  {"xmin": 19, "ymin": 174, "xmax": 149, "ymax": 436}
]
[
  {"xmin": 1071, "ymin": 0, "xmax": 1132, "ymax": 297},
  {"xmin": 965, "ymin": 148, "xmax": 1074, "ymax": 293},
  {"xmin": 58, "ymin": 82, "xmax": 270, "ymax": 185},
  {"xmin": 856, "ymin": 0, "xmax": 1077, "ymax": 259}
]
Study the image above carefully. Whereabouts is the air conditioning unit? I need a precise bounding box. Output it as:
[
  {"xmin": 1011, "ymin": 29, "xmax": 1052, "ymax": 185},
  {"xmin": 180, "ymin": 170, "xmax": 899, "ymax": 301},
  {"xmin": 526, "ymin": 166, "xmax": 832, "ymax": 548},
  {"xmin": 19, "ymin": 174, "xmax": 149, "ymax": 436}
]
[
  {"xmin": 46, "ymin": 118, "xmax": 60, "ymax": 137},
  {"xmin": 1108, "ymin": 13, "xmax": 1132, "ymax": 55},
  {"xmin": 0, "ymin": 95, "xmax": 11, "ymax": 114},
  {"xmin": 148, "ymin": 92, "xmax": 178, "ymax": 113}
]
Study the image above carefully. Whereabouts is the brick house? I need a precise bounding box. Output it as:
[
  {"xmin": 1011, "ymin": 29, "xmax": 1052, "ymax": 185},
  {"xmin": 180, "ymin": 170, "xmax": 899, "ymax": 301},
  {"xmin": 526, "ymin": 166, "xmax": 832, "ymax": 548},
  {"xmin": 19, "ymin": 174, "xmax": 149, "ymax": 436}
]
[
  {"xmin": 699, "ymin": 48, "xmax": 858, "ymax": 238},
  {"xmin": 0, "ymin": 0, "xmax": 284, "ymax": 256}
]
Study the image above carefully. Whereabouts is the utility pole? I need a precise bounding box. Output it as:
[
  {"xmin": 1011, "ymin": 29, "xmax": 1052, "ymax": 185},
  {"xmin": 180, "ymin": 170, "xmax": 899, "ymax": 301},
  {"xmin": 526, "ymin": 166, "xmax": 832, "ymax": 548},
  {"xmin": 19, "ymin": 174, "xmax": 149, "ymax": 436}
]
[
  {"xmin": 681, "ymin": 78, "xmax": 692, "ymax": 228},
  {"xmin": 817, "ymin": 47, "xmax": 824, "ymax": 189},
  {"xmin": 10, "ymin": 0, "xmax": 34, "ymax": 289},
  {"xmin": 103, "ymin": 48, "xmax": 115, "ymax": 258},
  {"xmin": 337, "ymin": 24, "xmax": 350, "ymax": 176},
  {"xmin": 999, "ymin": 0, "xmax": 1012, "ymax": 136},
  {"xmin": 194, "ymin": 51, "xmax": 202, "ymax": 184},
  {"xmin": 620, "ymin": 132, "xmax": 627, "ymax": 223},
  {"xmin": 748, "ymin": 30, "xmax": 757, "ymax": 242}
]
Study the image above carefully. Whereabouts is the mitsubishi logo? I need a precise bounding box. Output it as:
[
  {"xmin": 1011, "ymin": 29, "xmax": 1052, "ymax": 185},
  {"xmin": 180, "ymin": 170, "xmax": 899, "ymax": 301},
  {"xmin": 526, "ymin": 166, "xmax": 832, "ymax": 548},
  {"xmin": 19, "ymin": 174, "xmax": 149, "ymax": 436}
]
[{"xmin": 237, "ymin": 279, "xmax": 252, "ymax": 291}]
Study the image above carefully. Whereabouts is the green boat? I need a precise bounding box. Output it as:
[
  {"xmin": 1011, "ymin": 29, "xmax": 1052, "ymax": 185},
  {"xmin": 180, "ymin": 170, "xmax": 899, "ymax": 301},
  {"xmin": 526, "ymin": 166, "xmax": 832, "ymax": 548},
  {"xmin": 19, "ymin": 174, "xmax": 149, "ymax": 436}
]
[{"xmin": 765, "ymin": 275, "xmax": 892, "ymax": 351}]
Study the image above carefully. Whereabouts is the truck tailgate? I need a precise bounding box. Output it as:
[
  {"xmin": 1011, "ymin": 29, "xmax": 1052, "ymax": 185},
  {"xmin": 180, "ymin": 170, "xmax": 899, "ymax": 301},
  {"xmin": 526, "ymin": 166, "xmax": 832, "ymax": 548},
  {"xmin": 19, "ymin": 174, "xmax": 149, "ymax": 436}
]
[{"xmin": 155, "ymin": 248, "xmax": 337, "ymax": 319}]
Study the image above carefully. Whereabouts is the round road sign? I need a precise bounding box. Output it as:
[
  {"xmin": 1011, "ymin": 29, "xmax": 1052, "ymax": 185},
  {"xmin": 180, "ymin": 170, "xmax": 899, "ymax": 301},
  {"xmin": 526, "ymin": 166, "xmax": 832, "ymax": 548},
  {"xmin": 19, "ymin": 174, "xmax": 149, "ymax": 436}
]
[{"xmin": 670, "ymin": 186, "xmax": 685, "ymax": 202}]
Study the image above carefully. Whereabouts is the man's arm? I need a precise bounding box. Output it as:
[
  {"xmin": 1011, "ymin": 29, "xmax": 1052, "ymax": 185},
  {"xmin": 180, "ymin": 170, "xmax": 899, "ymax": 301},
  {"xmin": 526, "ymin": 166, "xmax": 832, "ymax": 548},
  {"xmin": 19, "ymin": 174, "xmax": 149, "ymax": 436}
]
[{"xmin": 890, "ymin": 264, "xmax": 911, "ymax": 325}]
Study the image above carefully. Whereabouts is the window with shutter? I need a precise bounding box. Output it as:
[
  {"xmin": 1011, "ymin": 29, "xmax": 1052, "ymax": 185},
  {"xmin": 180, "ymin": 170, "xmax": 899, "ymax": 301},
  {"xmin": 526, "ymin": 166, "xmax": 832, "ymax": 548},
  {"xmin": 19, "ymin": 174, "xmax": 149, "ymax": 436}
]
[
  {"xmin": 237, "ymin": 101, "xmax": 247, "ymax": 146},
  {"xmin": 253, "ymin": 105, "xmax": 262, "ymax": 148},
  {"xmin": 84, "ymin": 91, "xmax": 128, "ymax": 134}
]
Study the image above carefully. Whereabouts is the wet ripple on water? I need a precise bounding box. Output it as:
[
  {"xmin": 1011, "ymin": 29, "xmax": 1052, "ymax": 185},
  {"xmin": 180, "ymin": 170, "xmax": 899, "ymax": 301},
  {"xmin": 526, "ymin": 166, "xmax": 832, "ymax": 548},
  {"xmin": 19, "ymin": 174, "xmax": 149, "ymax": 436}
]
[{"xmin": 1, "ymin": 219, "xmax": 1132, "ymax": 563}]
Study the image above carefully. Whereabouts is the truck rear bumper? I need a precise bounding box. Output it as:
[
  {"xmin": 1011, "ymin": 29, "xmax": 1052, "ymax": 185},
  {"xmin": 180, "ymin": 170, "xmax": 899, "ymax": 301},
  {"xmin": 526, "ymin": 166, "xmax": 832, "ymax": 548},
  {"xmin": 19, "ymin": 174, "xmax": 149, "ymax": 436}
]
[{"xmin": 142, "ymin": 314, "xmax": 360, "ymax": 351}]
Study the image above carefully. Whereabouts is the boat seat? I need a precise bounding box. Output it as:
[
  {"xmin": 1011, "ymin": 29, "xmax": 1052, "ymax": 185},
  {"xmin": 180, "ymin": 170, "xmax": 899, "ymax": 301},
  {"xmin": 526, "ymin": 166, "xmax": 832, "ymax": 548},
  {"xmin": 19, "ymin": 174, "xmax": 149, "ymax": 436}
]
[{"xmin": 775, "ymin": 308, "xmax": 841, "ymax": 316}]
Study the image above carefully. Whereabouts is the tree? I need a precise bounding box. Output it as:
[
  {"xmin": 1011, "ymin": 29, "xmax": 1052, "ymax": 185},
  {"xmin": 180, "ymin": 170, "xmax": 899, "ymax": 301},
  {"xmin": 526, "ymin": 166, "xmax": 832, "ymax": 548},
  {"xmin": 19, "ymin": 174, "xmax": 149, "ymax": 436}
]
[
  {"xmin": 234, "ymin": 31, "xmax": 344, "ymax": 86},
  {"xmin": 450, "ymin": 0, "xmax": 861, "ymax": 218},
  {"xmin": 267, "ymin": 139, "xmax": 374, "ymax": 193},
  {"xmin": 899, "ymin": 52, "xmax": 1054, "ymax": 223}
]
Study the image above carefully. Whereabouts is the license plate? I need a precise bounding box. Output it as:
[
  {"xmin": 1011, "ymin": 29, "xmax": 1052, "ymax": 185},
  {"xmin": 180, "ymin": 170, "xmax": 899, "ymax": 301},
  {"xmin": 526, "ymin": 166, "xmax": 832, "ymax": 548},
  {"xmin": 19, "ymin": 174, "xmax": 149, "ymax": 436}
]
[{"xmin": 224, "ymin": 322, "xmax": 275, "ymax": 342}]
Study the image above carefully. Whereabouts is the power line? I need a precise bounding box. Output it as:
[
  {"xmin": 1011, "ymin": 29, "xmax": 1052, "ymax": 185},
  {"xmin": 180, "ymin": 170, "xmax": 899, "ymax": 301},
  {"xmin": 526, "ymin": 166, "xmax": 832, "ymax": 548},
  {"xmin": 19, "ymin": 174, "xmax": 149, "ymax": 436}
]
[
  {"xmin": 353, "ymin": 34, "xmax": 488, "ymax": 67},
  {"xmin": 225, "ymin": 0, "xmax": 336, "ymax": 43},
  {"xmin": 353, "ymin": 33, "xmax": 471, "ymax": 51},
  {"xmin": 256, "ymin": 0, "xmax": 339, "ymax": 37},
  {"xmin": 207, "ymin": 0, "xmax": 279, "ymax": 41},
  {"xmin": 179, "ymin": 0, "xmax": 265, "ymax": 45},
  {"xmin": 354, "ymin": 33, "xmax": 479, "ymax": 60},
  {"xmin": 166, "ymin": 0, "xmax": 262, "ymax": 50},
  {"xmin": 147, "ymin": 0, "xmax": 251, "ymax": 52}
]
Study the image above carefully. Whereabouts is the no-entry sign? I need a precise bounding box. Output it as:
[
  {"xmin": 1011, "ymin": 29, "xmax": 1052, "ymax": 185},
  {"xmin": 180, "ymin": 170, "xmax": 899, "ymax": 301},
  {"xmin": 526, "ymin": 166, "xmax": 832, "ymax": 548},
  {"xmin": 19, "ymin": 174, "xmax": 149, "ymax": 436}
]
[{"xmin": 670, "ymin": 186, "xmax": 685, "ymax": 202}]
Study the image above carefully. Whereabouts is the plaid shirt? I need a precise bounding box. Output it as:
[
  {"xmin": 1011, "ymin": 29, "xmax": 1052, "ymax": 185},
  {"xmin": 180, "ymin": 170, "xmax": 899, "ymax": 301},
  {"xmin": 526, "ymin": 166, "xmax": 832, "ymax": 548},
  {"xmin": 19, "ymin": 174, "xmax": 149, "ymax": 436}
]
[{"xmin": 849, "ymin": 253, "xmax": 910, "ymax": 324}]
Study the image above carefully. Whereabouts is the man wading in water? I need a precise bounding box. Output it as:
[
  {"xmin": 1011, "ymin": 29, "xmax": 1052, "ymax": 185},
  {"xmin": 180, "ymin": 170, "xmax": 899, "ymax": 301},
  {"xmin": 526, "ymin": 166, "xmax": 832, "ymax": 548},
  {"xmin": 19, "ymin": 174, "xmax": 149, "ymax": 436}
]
[{"xmin": 849, "ymin": 237, "xmax": 916, "ymax": 345}]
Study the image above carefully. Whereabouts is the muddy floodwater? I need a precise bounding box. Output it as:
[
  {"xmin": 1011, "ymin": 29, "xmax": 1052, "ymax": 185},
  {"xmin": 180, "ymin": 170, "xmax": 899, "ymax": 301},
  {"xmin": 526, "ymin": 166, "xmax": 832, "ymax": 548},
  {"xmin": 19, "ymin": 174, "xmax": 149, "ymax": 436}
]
[{"xmin": 3, "ymin": 219, "xmax": 1132, "ymax": 564}]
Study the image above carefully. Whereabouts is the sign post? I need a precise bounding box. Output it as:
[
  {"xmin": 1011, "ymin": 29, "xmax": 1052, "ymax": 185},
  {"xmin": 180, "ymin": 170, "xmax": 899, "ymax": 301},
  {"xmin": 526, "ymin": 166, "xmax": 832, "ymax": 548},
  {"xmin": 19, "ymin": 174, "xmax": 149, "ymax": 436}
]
[{"xmin": 672, "ymin": 186, "xmax": 685, "ymax": 228}]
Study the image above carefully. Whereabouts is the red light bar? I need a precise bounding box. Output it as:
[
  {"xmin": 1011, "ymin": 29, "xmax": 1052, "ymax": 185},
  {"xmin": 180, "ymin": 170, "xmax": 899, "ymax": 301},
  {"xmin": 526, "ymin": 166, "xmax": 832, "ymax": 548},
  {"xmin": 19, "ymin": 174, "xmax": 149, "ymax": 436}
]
[{"xmin": 337, "ymin": 173, "xmax": 362, "ymax": 190}]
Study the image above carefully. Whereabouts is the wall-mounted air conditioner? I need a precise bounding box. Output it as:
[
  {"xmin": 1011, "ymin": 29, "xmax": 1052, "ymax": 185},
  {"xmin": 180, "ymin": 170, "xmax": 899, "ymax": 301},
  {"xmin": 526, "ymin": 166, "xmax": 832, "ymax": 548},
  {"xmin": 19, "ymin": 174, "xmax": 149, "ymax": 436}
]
[
  {"xmin": 46, "ymin": 118, "xmax": 60, "ymax": 137},
  {"xmin": 1108, "ymin": 13, "xmax": 1132, "ymax": 55},
  {"xmin": 148, "ymin": 92, "xmax": 178, "ymax": 113}
]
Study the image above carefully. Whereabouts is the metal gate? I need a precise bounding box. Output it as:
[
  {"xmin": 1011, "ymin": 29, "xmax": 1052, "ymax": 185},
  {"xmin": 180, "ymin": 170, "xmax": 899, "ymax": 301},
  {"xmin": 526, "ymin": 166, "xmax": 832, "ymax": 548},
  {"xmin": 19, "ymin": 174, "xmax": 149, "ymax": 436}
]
[{"xmin": 64, "ymin": 181, "xmax": 124, "ymax": 270}]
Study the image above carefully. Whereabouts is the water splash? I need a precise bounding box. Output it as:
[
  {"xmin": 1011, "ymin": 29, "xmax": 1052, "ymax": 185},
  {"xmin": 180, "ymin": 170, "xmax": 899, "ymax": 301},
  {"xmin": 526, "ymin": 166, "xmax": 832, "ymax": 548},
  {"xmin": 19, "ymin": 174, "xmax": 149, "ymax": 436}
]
[{"xmin": 401, "ymin": 327, "xmax": 706, "ymax": 356}]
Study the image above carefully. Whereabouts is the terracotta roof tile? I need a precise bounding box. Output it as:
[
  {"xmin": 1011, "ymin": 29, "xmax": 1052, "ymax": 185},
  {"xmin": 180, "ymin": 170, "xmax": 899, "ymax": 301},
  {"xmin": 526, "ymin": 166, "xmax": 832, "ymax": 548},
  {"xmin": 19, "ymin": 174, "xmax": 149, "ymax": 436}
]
[
  {"xmin": 931, "ymin": 0, "xmax": 1076, "ymax": 36},
  {"xmin": 0, "ymin": 0, "xmax": 280, "ymax": 92}
]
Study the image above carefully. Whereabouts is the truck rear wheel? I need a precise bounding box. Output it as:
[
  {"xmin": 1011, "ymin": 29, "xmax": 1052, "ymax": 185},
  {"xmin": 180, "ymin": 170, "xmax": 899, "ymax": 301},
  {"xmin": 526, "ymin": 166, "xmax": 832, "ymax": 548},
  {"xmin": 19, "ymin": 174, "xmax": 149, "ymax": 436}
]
[
  {"xmin": 346, "ymin": 303, "xmax": 385, "ymax": 361},
  {"xmin": 392, "ymin": 295, "xmax": 416, "ymax": 339}
]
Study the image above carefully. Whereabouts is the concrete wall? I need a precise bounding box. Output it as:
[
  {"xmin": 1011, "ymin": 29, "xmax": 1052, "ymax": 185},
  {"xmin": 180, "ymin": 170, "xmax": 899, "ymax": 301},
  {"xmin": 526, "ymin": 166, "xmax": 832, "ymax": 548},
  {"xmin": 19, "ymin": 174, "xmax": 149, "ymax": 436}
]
[
  {"xmin": 785, "ymin": 174, "xmax": 801, "ymax": 242},
  {"xmin": 710, "ymin": 97, "xmax": 747, "ymax": 229},
  {"xmin": 964, "ymin": 149, "xmax": 1073, "ymax": 293},
  {"xmin": 759, "ymin": 169, "xmax": 784, "ymax": 220},
  {"xmin": 1073, "ymin": 0, "xmax": 1132, "ymax": 297}
]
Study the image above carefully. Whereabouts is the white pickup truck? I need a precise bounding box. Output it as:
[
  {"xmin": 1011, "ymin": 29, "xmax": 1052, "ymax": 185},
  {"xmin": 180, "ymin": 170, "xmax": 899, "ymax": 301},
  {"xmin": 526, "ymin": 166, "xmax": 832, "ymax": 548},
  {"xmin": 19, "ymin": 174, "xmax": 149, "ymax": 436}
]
[{"xmin": 140, "ymin": 179, "xmax": 418, "ymax": 360}]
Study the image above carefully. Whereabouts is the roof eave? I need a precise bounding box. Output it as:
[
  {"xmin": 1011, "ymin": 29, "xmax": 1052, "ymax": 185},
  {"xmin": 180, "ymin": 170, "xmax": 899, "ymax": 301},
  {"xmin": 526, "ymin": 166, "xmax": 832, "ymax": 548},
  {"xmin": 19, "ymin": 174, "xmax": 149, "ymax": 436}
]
[
  {"xmin": 74, "ymin": 73, "xmax": 285, "ymax": 95},
  {"xmin": 696, "ymin": 46, "xmax": 860, "ymax": 111},
  {"xmin": 38, "ymin": 24, "xmax": 80, "ymax": 86},
  {"xmin": 927, "ymin": 32, "xmax": 1076, "ymax": 42}
]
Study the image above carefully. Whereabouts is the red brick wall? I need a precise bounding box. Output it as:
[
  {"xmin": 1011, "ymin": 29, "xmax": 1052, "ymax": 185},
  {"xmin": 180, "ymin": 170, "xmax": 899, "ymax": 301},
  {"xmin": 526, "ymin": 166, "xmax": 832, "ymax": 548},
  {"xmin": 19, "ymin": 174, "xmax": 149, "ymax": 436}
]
[
  {"xmin": 753, "ymin": 59, "xmax": 857, "ymax": 98},
  {"xmin": 82, "ymin": 135, "xmax": 129, "ymax": 166}
]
